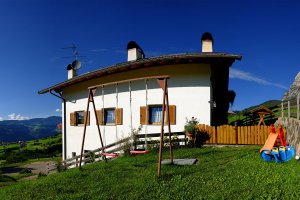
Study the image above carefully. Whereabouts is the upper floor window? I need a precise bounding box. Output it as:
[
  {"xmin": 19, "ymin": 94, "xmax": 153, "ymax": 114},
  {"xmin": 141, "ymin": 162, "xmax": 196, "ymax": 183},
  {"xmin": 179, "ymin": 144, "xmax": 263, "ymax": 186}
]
[
  {"xmin": 70, "ymin": 111, "xmax": 90, "ymax": 126},
  {"xmin": 96, "ymin": 108, "xmax": 123, "ymax": 126},
  {"xmin": 140, "ymin": 105, "xmax": 176, "ymax": 125},
  {"xmin": 104, "ymin": 108, "xmax": 115, "ymax": 124},
  {"xmin": 149, "ymin": 106, "xmax": 163, "ymax": 124},
  {"xmin": 76, "ymin": 111, "xmax": 85, "ymax": 125}
]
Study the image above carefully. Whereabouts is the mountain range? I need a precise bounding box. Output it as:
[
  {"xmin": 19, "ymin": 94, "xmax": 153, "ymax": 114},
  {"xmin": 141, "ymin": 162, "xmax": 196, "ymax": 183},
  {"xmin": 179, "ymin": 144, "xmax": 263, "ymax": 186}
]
[{"xmin": 0, "ymin": 116, "xmax": 62, "ymax": 142}]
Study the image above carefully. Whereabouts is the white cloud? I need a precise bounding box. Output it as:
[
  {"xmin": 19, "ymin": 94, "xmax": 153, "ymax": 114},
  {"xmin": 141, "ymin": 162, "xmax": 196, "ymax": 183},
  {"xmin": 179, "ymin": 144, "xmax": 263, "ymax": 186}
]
[
  {"xmin": 229, "ymin": 68, "xmax": 288, "ymax": 90},
  {"xmin": 0, "ymin": 116, "xmax": 3, "ymax": 121},
  {"xmin": 56, "ymin": 109, "xmax": 62, "ymax": 112},
  {"xmin": 8, "ymin": 113, "xmax": 29, "ymax": 120}
]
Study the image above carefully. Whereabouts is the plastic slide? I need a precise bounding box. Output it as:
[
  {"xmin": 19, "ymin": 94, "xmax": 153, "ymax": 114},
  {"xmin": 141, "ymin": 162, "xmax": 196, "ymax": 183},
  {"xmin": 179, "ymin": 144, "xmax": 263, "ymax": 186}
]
[
  {"xmin": 260, "ymin": 124, "xmax": 295, "ymax": 163},
  {"xmin": 260, "ymin": 126, "xmax": 278, "ymax": 153}
]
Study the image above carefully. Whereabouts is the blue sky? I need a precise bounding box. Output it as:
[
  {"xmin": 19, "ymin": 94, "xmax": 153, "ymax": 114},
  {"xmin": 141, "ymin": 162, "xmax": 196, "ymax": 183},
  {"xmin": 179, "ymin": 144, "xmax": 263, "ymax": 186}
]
[{"xmin": 0, "ymin": 0, "xmax": 299, "ymax": 120}]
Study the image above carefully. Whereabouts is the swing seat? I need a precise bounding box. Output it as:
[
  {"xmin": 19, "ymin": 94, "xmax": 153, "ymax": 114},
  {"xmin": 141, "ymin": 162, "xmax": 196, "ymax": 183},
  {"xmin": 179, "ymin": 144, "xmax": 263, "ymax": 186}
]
[
  {"xmin": 130, "ymin": 150, "xmax": 150, "ymax": 155},
  {"xmin": 101, "ymin": 152, "xmax": 119, "ymax": 157}
]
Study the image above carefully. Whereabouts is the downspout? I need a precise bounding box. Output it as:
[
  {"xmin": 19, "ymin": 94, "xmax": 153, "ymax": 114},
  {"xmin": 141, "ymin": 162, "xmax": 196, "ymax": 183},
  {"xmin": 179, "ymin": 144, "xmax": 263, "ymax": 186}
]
[{"xmin": 50, "ymin": 90, "xmax": 67, "ymax": 161}]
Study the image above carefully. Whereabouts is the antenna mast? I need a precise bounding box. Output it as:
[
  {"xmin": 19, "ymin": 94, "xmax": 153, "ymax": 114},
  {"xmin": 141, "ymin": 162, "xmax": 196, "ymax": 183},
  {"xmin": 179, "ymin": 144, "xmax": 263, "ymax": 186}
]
[{"xmin": 62, "ymin": 44, "xmax": 82, "ymax": 60}]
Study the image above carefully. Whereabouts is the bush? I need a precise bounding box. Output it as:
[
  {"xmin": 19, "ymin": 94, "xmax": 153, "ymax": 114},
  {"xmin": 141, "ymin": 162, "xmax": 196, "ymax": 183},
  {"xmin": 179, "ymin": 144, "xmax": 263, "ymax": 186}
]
[
  {"xmin": 194, "ymin": 131, "xmax": 210, "ymax": 148},
  {"xmin": 56, "ymin": 160, "xmax": 66, "ymax": 172}
]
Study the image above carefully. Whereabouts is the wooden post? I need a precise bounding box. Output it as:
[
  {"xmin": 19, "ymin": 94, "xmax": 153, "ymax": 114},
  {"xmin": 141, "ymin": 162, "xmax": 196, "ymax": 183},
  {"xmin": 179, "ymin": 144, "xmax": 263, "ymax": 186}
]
[
  {"xmin": 90, "ymin": 89, "xmax": 107, "ymax": 162},
  {"xmin": 215, "ymin": 126, "xmax": 218, "ymax": 145},
  {"xmin": 165, "ymin": 81, "xmax": 173, "ymax": 164},
  {"xmin": 156, "ymin": 78, "xmax": 173, "ymax": 177},
  {"xmin": 157, "ymin": 78, "xmax": 167, "ymax": 177},
  {"xmin": 288, "ymin": 101, "xmax": 290, "ymax": 118},
  {"xmin": 79, "ymin": 90, "xmax": 91, "ymax": 169},
  {"xmin": 234, "ymin": 122, "xmax": 238, "ymax": 145},
  {"xmin": 281, "ymin": 101, "xmax": 284, "ymax": 118}
]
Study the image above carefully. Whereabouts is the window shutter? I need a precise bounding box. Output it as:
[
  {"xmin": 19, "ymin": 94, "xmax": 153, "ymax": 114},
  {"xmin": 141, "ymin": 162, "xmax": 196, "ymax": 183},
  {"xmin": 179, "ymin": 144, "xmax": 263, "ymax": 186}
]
[
  {"xmin": 96, "ymin": 110, "xmax": 104, "ymax": 125},
  {"xmin": 140, "ymin": 106, "xmax": 147, "ymax": 125},
  {"xmin": 115, "ymin": 108, "xmax": 123, "ymax": 125},
  {"xmin": 166, "ymin": 105, "xmax": 176, "ymax": 125},
  {"xmin": 84, "ymin": 111, "xmax": 90, "ymax": 126},
  {"xmin": 70, "ymin": 112, "xmax": 75, "ymax": 126}
]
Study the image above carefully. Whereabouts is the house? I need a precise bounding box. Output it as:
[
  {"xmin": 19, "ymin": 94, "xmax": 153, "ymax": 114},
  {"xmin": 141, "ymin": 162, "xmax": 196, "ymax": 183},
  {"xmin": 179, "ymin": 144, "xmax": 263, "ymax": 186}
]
[{"xmin": 38, "ymin": 32, "xmax": 242, "ymax": 160}]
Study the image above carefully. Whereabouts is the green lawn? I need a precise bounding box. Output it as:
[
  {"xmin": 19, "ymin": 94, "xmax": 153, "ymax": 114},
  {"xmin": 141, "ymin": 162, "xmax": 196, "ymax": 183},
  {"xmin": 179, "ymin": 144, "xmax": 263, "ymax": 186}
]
[
  {"xmin": 0, "ymin": 146, "xmax": 300, "ymax": 199},
  {"xmin": 0, "ymin": 135, "xmax": 62, "ymax": 187}
]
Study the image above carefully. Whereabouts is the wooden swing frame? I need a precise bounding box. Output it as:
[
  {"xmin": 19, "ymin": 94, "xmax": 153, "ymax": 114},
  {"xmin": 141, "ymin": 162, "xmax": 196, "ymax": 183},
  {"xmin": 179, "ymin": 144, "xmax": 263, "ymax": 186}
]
[{"xmin": 79, "ymin": 75, "xmax": 173, "ymax": 177}]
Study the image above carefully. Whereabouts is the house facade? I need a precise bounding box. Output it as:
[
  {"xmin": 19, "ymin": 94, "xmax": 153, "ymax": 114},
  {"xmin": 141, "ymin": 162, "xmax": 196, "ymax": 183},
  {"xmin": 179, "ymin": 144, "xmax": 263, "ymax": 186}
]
[{"xmin": 39, "ymin": 33, "xmax": 242, "ymax": 160}]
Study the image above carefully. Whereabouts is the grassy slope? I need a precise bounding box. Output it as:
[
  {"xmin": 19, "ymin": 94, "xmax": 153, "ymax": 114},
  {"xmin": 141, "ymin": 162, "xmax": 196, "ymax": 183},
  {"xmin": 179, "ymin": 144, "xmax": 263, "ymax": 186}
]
[
  {"xmin": 1, "ymin": 146, "xmax": 300, "ymax": 199},
  {"xmin": 229, "ymin": 100, "xmax": 282, "ymax": 125},
  {"xmin": 0, "ymin": 135, "xmax": 62, "ymax": 187}
]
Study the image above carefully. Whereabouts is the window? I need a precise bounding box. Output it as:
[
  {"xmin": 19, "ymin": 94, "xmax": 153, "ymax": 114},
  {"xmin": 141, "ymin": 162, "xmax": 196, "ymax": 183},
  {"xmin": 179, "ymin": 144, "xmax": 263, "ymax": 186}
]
[
  {"xmin": 104, "ymin": 108, "xmax": 115, "ymax": 124},
  {"xmin": 70, "ymin": 111, "xmax": 90, "ymax": 126},
  {"xmin": 76, "ymin": 111, "xmax": 84, "ymax": 125},
  {"xmin": 149, "ymin": 106, "xmax": 163, "ymax": 124},
  {"xmin": 96, "ymin": 108, "xmax": 123, "ymax": 125},
  {"xmin": 140, "ymin": 105, "xmax": 176, "ymax": 125}
]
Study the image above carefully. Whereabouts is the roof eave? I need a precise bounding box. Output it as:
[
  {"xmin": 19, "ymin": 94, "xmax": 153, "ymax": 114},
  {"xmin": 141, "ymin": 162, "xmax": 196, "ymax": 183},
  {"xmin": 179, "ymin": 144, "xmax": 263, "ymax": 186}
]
[{"xmin": 38, "ymin": 53, "xmax": 242, "ymax": 94}]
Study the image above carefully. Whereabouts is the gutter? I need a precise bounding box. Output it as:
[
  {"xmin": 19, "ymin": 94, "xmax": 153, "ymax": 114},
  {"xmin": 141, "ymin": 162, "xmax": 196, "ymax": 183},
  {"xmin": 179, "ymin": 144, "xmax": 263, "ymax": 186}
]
[{"xmin": 50, "ymin": 90, "xmax": 67, "ymax": 161}]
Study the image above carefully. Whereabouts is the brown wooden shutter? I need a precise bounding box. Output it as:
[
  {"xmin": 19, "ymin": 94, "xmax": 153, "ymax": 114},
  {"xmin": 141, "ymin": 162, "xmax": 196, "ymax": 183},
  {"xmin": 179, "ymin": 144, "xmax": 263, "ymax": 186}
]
[
  {"xmin": 140, "ymin": 106, "xmax": 147, "ymax": 125},
  {"xmin": 166, "ymin": 105, "xmax": 176, "ymax": 125},
  {"xmin": 70, "ymin": 112, "xmax": 75, "ymax": 126},
  {"xmin": 84, "ymin": 111, "xmax": 90, "ymax": 126},
  {"xmin": 96, "ymin": 109, "xmax": 104, "ymax": 125},
  {"xmin": 115, "ymin": 108, "xmax": 123, "ymax": 125}
]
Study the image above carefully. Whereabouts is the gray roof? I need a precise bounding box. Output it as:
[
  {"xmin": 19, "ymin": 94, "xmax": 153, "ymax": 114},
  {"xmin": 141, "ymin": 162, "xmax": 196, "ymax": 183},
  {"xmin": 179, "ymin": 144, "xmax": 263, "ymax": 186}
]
[{"xmin": 38, "ymin": 52, "xmax": 242, "ymax": 94}]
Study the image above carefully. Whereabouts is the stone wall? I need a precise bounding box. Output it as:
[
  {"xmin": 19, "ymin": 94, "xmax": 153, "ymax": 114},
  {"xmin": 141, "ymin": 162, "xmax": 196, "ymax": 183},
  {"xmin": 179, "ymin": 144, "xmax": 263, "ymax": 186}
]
[{"xmin": 275, "ymin": 117, "xmax": 300, "ymax": 156}]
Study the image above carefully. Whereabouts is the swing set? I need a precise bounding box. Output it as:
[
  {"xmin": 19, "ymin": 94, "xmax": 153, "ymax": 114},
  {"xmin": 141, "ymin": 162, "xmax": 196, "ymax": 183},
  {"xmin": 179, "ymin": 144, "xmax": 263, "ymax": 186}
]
[{"xmin": 79, "ymin": 75, "xmax": 173, "ymax": 177}]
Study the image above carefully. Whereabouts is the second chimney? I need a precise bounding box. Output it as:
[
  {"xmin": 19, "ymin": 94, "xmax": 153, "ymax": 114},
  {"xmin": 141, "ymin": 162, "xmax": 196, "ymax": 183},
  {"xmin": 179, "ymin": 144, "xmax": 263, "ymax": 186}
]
[
  {"xmin": 67, "ymin": 64, "xmax": 77, "ymax": 80},
  {"xmin": 127, "ymin": 41, "xmax": 145, "ymax": 61},
  {"xmin": 201, "ymin": 32, "xmax": 214, "ymax": 53}
]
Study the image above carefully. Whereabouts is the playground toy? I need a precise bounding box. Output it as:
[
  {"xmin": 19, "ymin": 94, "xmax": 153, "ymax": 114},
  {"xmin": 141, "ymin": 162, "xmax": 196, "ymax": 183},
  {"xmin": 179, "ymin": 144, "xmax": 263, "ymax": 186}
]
[
  {"xmin": 78, "ymin": 75, "xmax": 173, "ymax": 177},
  {"xmin": 260, "ymin": 124, "xmax": 295, "ymax": 163},
  {"xmin": 130, "ymin": 150, "xmax": 150, "ymax": 155}
]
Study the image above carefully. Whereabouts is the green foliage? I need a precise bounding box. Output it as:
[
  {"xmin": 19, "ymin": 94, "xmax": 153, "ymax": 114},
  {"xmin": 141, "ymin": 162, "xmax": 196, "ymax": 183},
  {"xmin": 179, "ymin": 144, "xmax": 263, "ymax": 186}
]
[
  {"xmin": 184, "ymin": 117, "xmax": 199, "ymax": 134},
  {"xmin": 1, "ymin": 146, "xmax": 300, "ymax": 199},
  {"xmin": 56, "ymin": 160, "xmax": 66, "ymax": 173},
  {"xmin": 0, "ymin": 134, "xmax": 62, "ymax": 164}
]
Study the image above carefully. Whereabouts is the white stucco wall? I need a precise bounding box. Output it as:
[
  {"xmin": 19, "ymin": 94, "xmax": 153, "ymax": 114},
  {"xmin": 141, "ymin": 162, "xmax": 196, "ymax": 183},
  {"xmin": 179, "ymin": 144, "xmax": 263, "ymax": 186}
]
[{"xmin": 62, "ymin": 63, "xmax": 211, "ymax": 159}]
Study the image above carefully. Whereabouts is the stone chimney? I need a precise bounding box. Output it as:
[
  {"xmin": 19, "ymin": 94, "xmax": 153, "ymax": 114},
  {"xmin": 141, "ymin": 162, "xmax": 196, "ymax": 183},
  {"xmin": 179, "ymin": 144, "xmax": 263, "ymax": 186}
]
[
  {"xmin": 201, "ymin": 32, "xmax": 214, "ymax": 53},
  {"xmin": 67, "ymin": 64, "xmax": 77, "ymax": 79},
  {"xmin": 127, "ymin": 41, "xmax": 145, "ymax": 61}
]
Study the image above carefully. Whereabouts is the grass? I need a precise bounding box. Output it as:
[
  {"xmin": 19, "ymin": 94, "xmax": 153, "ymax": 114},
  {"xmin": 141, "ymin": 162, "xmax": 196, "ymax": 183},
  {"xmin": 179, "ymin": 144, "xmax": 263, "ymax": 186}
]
[
  {"xmin": 0, "ymin": 134, "xmax": 62, "ymax": 187},
  {"xmin": 0, "ymin": 146, "xmax": 300, "ymax": 200},
  {"xmin": 0, "ymin": 146, "xmax": 300, "ymax": 199}
]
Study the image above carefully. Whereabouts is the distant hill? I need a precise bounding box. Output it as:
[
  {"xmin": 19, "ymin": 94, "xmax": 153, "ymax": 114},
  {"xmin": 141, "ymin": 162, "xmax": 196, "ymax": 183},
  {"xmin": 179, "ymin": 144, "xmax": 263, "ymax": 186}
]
[
  {"xmin": 229, "ymin": 100, "xmax": 281, "ymax": 125},
  {"xmin": 238, "ymin": 100, "xmax": 281, "ymax": 114},
  {"xmin": 0, "ymin": 116, "xmax": 62, "ymax": 142}
]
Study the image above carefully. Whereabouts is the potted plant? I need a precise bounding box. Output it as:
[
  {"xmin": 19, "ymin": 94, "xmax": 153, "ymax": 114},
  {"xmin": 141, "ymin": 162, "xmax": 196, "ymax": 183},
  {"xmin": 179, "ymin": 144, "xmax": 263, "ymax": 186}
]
[{"xmin": 184, "ymin": 117, "xmax": 199, "ymax": 139}]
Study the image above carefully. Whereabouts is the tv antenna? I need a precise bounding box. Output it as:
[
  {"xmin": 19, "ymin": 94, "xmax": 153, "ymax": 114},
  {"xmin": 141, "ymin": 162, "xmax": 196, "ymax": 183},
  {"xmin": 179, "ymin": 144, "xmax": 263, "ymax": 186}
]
[
  {"xmin": 62, "ymin": 44, "xmax": 85, "ymax": 61},
  {"xmin": 62, "ymin": 44, "xmax": 85, "ymax": 71}
]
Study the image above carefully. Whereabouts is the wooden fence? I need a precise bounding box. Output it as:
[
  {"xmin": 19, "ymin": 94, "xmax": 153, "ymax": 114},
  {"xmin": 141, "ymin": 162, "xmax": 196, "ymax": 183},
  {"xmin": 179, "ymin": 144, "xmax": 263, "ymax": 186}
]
[
  {"xmin": 135, "ymin": 125, "xmax": 281, "ymax": 146},
  {"xmin": 198, "ymin": 124, "xmax": 284, "ymax": 145}
]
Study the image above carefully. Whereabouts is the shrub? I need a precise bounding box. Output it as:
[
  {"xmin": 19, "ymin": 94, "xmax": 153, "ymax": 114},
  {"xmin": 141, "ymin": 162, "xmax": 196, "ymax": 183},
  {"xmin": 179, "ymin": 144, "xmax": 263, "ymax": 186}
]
[{"xmin": 56, "ymin": 160, "xmax": 66, "ymax": 172}]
